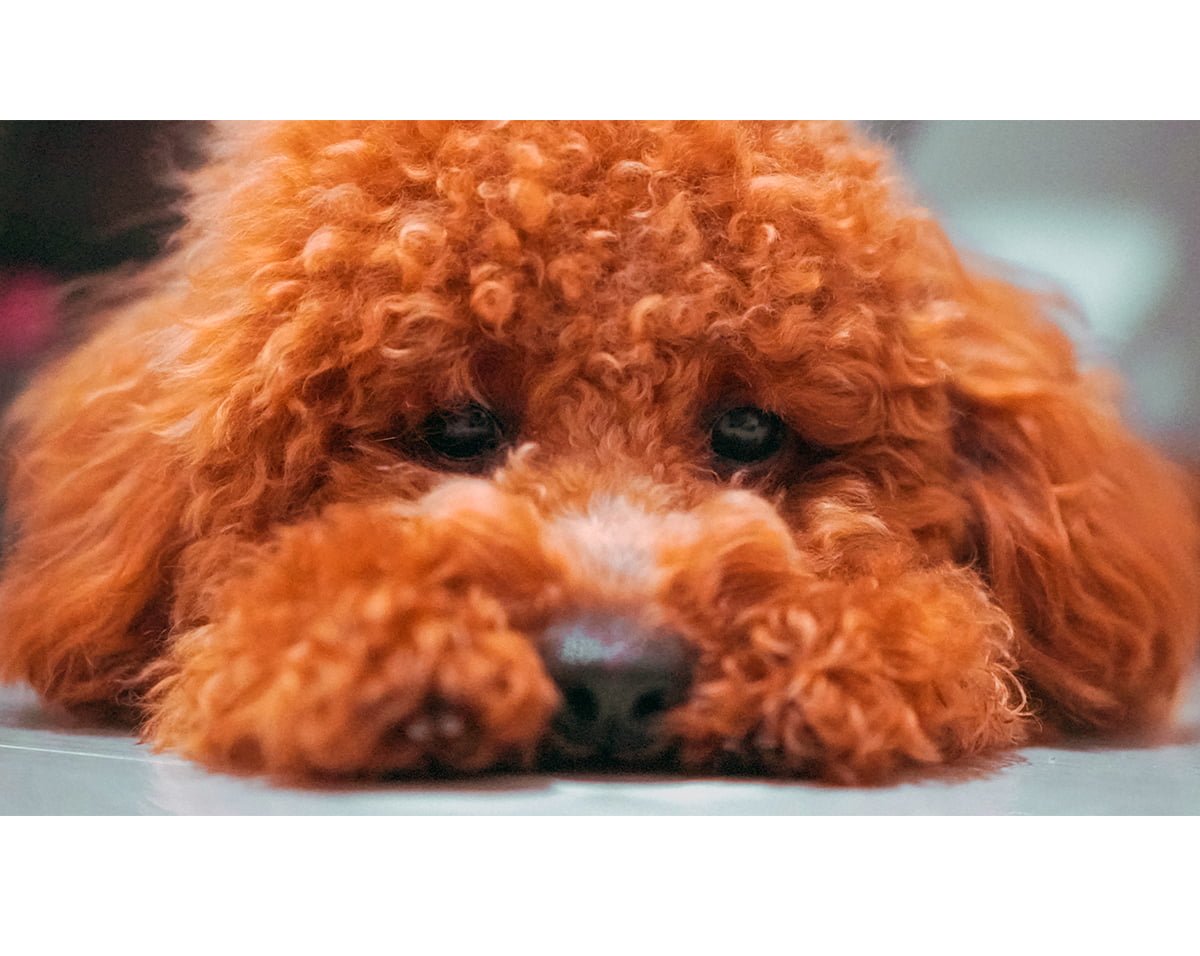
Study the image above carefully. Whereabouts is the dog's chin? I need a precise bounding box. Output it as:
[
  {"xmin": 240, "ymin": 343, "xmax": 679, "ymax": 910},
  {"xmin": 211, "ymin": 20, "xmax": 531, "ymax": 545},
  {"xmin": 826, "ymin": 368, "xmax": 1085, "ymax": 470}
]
[{"xmin": 538, "ymin": 732, "xmax": 683, "ymax": 775}]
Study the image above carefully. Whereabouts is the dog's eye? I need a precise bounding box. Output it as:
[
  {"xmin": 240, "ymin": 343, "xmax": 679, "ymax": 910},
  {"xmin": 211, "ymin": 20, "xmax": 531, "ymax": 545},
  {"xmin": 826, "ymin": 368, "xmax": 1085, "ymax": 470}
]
[
  {"xmin": 422, "ymin": 404, "xmax": 505, "ymax": 461},
  {"xmin": 711, "ymin": 406, "xmax": 785, "ymax": 463}
]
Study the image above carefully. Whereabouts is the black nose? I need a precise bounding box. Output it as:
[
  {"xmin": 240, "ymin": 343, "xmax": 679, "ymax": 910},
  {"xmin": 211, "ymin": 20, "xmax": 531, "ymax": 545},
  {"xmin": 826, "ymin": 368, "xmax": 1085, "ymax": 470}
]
[{"xmin": 540, "ymin": 614, "xmax": 693, "ymax": 764}]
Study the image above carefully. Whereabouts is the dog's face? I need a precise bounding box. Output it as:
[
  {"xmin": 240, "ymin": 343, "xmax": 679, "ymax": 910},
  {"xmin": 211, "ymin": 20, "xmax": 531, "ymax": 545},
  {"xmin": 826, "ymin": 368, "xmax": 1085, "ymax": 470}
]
[
  {"xmin": 4, "ymin": 121, "xmax": 1193, "ymax": 782},
  {"xmin": 159, "ymin": 121, "xmax": 999, "ymax": 773},
  {"xmin": 185, "ymin": 122, "xmax": 967, "ymax": 555}
]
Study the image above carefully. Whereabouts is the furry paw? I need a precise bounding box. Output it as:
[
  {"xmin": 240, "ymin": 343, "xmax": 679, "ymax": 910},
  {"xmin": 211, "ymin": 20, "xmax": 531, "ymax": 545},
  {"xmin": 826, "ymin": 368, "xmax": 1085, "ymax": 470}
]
[
  {"xmin": 143, "ymin": 502, "xmax": 561, "ymax": 779},
  {"xmin": 667, "ymin": 563, "xmax": 1030, "ymax": 783}
]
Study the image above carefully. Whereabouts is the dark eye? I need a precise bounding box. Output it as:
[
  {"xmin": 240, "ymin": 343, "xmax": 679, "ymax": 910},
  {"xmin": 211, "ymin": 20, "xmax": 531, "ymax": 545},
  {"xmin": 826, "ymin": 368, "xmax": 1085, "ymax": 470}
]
[
  {"xmin": 711, "ymin": 406, "xmax": 785, "ymax": 463},
  {"xmin": 422, "ymin": 404, "xmax": 505, "ymax": 461}
]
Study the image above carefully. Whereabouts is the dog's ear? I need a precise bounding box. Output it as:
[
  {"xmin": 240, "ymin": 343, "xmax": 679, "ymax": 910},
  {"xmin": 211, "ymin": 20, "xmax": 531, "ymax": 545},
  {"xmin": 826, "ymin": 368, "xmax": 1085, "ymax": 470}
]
[
  {"xmin": 0, "ymin": 291, "xmax": 190, "ymax": 716},
  {"xmin": 927, "ymin": 265, "xmax": 1200, "ymax": 733}
]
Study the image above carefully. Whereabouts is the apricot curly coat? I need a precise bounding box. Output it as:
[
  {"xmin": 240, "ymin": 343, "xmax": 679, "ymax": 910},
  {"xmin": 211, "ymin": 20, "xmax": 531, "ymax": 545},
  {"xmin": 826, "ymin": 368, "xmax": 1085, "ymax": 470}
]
[{"xmin": 1, "ymin": 121, "xmax": 1196, "ymax": 783}]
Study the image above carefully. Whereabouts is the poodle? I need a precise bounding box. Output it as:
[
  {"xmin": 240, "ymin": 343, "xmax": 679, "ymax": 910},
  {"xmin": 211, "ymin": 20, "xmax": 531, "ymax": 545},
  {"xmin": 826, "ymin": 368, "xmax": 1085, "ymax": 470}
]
[{"xmin": 1, "ymin": 121, "xmax": 1196, "ymax": 784}]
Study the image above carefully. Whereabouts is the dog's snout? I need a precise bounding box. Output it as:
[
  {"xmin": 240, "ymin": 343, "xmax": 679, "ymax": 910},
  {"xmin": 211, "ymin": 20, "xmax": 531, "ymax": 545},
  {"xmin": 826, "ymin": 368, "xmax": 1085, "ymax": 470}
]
[{"xmin": 541, "ymin": 613, "xmax": 692, "ymax": 764}]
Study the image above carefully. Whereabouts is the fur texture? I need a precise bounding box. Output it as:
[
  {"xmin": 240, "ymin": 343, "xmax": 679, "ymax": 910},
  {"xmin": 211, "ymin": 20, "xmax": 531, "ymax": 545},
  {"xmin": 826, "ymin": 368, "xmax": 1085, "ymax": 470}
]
[{"xmin": 1, "ymin": 121, "xmax": 1196, "ymax": 783}]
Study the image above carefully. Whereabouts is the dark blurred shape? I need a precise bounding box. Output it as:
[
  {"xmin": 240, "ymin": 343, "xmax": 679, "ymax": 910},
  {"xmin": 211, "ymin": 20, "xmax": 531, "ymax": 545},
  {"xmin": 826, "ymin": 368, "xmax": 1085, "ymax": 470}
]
[
  {"xmin": 0, "ymin": 121, "xmax": 206, "ymax": 276},
  {"xmin": 0, "ymin": 121, "xmax": 207, "ymax": 407}
]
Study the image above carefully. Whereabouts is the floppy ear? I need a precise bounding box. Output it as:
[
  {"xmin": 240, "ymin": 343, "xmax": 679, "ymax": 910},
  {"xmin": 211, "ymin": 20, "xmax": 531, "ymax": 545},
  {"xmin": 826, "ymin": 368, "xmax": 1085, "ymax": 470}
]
[
  {"xmin": 0, "ymin": 288, "xmax": 190, "ymax": 715},
  {"xmin": 931, "ymin": 269, "xmax": 1200, "ymax": 733}
]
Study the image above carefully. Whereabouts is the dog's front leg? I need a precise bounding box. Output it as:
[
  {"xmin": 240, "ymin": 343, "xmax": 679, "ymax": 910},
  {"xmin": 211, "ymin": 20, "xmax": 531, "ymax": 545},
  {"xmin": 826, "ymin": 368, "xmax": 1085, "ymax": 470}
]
[
  {"xmin": 659, "ymin": 493, "xmax": 1030, "ymax": 783},
  {"xmin": 144, "ymin": 484, "xmax": 563, "ymax": 779}
]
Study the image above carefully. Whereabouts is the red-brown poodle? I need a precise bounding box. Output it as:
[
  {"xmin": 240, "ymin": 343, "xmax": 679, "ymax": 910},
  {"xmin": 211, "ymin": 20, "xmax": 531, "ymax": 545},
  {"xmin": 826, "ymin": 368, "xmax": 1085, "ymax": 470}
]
[{"xmin": 1, "ymin": 121, "xmax": 1196, "ymax": 784}]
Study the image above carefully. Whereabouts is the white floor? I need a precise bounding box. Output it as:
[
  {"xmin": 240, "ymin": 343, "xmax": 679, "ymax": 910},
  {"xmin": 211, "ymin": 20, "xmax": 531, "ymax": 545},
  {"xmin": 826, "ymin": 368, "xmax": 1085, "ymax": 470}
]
[{"xmin": 2, "ymin": 676, "xmax": 1197, "ymax": 815}]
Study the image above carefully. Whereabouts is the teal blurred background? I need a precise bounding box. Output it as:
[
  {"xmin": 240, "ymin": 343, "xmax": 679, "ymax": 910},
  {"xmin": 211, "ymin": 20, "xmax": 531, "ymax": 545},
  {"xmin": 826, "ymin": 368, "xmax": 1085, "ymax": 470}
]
[{"xmin": 867, "ymin": 121, "xmax": 1199, "ymax": 462}]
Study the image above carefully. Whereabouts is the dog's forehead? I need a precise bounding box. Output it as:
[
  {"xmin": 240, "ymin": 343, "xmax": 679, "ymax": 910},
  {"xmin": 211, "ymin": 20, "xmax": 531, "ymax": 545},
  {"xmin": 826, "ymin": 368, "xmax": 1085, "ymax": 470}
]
[
  {"xmin": 209, "ymin": 120, "xmax": 917, "ymax": 341},
  {"xmin": 184, "ymin": 121, "xmax": 943, "ymax": 439},
  {"xmin": 360, "ymin": 122, "xmax": 909, "ymax": 348}
]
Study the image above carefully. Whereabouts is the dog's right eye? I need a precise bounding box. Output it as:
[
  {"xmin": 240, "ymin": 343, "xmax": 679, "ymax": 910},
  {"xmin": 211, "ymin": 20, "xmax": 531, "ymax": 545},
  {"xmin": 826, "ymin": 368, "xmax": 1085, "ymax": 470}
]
[{"xmin": 421, "ymin": 404, "xmax": 505, "ymax": 462}]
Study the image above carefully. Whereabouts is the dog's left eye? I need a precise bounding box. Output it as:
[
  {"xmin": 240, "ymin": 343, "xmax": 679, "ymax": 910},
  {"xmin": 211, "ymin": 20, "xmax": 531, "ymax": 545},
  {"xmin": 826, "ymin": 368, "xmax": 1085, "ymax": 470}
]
[
  {"xmin": 711, "ymin": 406, "xmax": 785, "ymax": 463},
  {"xmin": 422, "ymin": 404, "xmax": 505, "ymax": 461}
]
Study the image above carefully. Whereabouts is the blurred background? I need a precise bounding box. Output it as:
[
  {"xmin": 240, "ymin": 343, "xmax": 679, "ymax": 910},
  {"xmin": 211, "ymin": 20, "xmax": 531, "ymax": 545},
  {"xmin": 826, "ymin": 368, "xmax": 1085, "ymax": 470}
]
[
  {"xmin": 1, "ymin": 121, "xmax": 1196, "ymax": 460},
  {"xmin": 868, "ymin": 121, "xmax": 1200, "ymax": 463},
  {"xmin": 0, "ymin": 121, "xmax": 205, "ymax": 409}
]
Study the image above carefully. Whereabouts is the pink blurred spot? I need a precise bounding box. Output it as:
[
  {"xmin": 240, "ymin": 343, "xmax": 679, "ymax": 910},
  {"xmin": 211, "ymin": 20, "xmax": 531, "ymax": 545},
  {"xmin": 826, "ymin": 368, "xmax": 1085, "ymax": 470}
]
[{"xmin": 0, "ymin": 270, "xmax": 61, "ymax": 360}]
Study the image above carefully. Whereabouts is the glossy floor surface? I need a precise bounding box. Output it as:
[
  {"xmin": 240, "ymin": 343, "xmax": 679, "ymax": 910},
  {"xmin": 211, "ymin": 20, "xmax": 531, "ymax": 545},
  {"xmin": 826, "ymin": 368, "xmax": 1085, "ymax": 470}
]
[{"xmin": 2, "ymin": 678, "xmax": 1197, "ymax": 815}]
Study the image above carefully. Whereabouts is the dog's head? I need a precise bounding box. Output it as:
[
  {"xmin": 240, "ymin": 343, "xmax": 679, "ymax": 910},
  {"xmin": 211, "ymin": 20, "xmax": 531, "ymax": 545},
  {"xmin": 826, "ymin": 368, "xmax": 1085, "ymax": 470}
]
[{"xmin": 4, "ymin": 121, "xmax": 1194, "ymax": 778}]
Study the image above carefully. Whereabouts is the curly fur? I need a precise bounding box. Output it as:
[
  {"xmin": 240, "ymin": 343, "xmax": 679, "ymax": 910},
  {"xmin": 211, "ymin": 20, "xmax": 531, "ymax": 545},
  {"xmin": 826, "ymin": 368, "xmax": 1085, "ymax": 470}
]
[{"xmin": 1, "ymin": 121, "xmax": 1196, "ymax": 784}]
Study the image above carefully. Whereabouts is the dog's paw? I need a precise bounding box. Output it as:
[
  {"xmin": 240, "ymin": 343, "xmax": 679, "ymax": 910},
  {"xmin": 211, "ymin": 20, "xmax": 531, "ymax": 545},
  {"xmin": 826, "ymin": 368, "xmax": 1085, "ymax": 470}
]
[
  {"xmin": 668, "ymin": 569, "xmax": 1029, "ymax": 783},
  {"xmin": 145, "ymin": 558, "xmax": 561, "ymax": 782},
  {"xmin": 142, "ymin": 501, "xmax": 562, "ymax": 779},
  {"xmin": 146, "ymin": 604, "xmax": 559, "ymax": 779}
]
